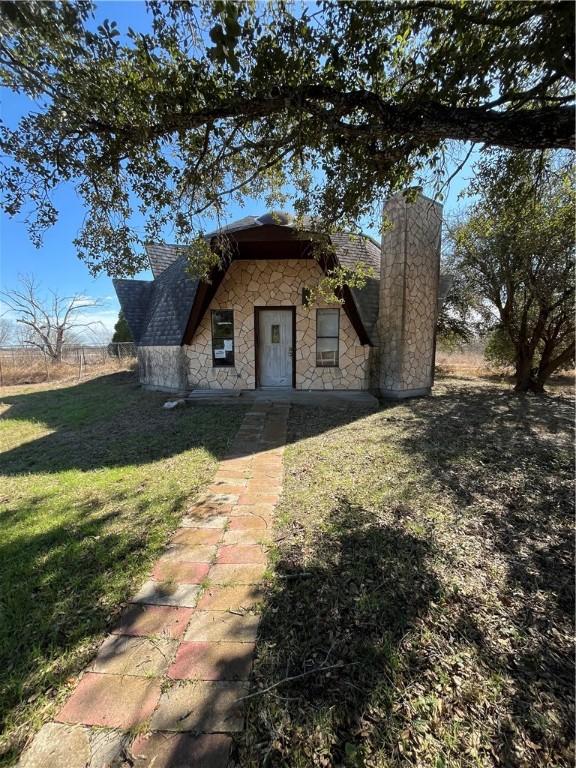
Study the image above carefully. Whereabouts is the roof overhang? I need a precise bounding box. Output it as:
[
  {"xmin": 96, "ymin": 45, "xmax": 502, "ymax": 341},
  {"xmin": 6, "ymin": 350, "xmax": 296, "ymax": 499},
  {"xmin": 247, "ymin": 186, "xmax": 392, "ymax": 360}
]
[{"xmin": 180, "ymin": 224, "xmax": 372, "ymax": 346}]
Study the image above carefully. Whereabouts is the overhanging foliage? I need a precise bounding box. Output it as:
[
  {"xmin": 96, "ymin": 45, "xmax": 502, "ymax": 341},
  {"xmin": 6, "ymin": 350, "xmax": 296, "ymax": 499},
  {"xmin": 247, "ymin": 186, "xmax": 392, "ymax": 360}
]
[{"xmin": 0, "ymin": 0, "xmax": 573, "ymax": 275}]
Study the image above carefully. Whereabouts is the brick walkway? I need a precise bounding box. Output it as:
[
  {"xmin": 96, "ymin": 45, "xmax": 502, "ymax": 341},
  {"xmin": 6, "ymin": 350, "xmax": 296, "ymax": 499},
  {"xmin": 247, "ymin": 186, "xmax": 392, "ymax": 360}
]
[{"xmin": 19, "ymin": 403, "xmax": 289, "ymax": 768}]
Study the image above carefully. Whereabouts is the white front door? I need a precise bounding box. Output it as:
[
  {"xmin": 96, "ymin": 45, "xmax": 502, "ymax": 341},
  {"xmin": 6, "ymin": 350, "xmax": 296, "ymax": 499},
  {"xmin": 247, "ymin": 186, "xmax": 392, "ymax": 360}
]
[{"xmin": 258, "ymin": 309, "xmax": 293, "ymax": 387}]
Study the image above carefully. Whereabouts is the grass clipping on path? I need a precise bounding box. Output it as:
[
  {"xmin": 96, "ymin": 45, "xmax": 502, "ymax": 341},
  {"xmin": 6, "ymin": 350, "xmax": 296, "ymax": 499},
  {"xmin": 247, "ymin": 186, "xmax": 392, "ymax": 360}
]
[
  {"xmin": 0, "ymin": 372, "xmax": 246, "ymax": 766},
  {"xmin": 241, "ymin": 377, "xmax": 574, "ymax": 768}
]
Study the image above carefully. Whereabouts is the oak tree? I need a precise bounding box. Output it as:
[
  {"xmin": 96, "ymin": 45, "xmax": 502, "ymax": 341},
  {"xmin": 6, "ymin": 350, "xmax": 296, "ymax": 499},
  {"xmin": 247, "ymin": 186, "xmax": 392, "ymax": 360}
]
[
  {"xmin": 447, "ymin": 150, "xmax": 574, "ymax": 393},
  {"xmin": 0, "ymin": 1, "xmax": 573, "ymax": 276}
]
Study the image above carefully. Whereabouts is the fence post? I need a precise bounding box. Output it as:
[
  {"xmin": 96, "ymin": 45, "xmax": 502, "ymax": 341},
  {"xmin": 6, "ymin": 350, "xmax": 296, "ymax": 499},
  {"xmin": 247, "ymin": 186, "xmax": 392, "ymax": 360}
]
[{"xmin": 77, "ymin": 350, "xmax": 84, "ymax": 383}]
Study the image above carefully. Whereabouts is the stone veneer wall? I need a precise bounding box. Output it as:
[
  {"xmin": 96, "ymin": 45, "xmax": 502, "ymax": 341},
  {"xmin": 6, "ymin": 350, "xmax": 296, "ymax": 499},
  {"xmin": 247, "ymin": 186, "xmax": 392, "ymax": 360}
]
[
  {"xmin": 379, "ymin": 194, "xmax": 442, "ymax": 398},
  {"xmin": 184, "ymin": 259, "xmax": 370, "ymax": 390},
  {"xmin": 137, "ymin": 346, "xmax": 188, "ymax": 391}
]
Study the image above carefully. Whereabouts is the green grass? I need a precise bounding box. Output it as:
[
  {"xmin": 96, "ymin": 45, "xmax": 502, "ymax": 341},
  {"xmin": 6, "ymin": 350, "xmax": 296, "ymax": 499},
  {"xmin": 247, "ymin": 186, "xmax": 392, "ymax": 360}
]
[
  {"xmin": 0, "ymin": 372, "xmax": 247, "ymax": 765},
  {"xmin": 241, "ymin": 377, "xmax": 574, "ymax": 768}
]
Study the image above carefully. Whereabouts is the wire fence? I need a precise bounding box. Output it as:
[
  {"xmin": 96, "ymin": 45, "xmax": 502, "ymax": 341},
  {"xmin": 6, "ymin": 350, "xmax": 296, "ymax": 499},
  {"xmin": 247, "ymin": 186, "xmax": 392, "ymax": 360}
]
[{"xmin": 0, "ymin": 343, "xmax": 137, "ymax": 387}]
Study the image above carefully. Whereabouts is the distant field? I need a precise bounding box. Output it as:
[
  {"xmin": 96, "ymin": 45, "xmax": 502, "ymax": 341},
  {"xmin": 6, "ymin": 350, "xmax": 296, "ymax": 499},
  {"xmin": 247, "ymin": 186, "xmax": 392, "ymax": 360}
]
[
  {"xmin": 0, "ymin": 345, "xmax": 136, "ymax": 387},
  {"xmin": 436, "ymin": 348, "xmax": 575, "ymax": 389},
  {"xmin": 436, "ymin": 348, "xmax": 492, "ymax": 373}
]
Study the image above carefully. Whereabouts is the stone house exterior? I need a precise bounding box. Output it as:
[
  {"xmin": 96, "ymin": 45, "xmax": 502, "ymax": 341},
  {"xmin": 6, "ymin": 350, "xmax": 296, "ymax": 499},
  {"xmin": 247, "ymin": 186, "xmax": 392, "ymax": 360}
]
[{"xmin": 114, "ymin": 194, "xmax": 445, "ymax": 398}]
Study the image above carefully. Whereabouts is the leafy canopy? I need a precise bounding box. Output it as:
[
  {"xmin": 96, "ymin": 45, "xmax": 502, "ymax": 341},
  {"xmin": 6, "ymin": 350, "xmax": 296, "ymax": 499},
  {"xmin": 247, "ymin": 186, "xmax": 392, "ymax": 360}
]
[
  {"xmin": 446, "ymin": 150, "xmax": 574, "ymax": 391},
  {"xmin": 0, "ymin": 0, "xmax": 573, "ymax": 276},
  {"xmin": 111, "ymin": 309, "xmax": 133, "ymax": 343}
]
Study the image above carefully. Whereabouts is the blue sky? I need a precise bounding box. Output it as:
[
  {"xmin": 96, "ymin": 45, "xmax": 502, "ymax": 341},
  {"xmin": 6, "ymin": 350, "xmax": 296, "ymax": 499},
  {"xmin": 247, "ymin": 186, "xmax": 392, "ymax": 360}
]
[{"xmin": 0, "ymin": 1, "xmax": 477, "ymax": 339}]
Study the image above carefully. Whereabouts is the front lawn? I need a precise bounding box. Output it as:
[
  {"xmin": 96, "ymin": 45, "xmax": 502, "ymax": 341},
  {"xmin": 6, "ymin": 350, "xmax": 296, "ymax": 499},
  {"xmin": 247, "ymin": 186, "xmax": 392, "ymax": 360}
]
[
  {"xmin": 243, "ymin": 377, "xmax": 574, "ymax": 767},
  {"xmin": 0, "ymin": 372, "xmax": 246, "ymax": 766}
]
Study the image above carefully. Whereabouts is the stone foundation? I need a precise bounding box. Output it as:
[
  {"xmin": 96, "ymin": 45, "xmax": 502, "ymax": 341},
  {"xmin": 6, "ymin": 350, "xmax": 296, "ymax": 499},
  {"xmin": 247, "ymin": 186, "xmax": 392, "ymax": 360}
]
[{"xmin": 137, "ymin": 346, "xmax": 188, "ymax": 392}]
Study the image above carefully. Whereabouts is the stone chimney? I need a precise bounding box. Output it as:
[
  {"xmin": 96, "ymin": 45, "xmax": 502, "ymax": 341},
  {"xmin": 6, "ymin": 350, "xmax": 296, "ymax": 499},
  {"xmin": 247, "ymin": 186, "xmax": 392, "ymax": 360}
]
[{"xmin": 379, "ymin": 193, "xmax": 442, "ymax": 399}]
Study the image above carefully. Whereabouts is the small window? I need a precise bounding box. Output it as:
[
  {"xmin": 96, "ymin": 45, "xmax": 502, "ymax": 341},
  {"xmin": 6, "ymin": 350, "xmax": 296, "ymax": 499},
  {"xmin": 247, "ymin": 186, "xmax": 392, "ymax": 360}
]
[
  {"xmin": 316, "ymin": 308, "xmax": 339, "ymax": 367},
  {"xmin": 271, "ymin": 324, "xmax": 280, "ymax": 343},
  {"xmin": 211, "ymin": 310, "xmax": 234, "ymax": 367}
]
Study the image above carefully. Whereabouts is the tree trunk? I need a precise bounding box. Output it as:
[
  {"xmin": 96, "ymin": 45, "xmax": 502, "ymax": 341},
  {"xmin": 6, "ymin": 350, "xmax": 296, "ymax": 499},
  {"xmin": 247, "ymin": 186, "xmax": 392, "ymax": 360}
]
[
  {"xmin": 513, "ymin": 356, "xmax": 542, "ymax": 393},
  {"xmin": 53, "ymin": 328, "xmax": 64, "ymax": 363},
  {"xmin": 534, "ymin": 341, "xmax": 576, "ymax": 391}
]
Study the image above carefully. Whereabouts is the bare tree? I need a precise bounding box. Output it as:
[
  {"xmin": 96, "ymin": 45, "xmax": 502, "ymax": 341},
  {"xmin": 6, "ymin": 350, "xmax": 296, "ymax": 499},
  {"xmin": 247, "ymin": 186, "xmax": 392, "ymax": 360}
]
[
  {"xmin": 0, "ymin": 316, "xmax": 15, "ymax": 346},
  {"xmin": 0, "ymin": 275, "xmax": 103, "ymax": 362}
]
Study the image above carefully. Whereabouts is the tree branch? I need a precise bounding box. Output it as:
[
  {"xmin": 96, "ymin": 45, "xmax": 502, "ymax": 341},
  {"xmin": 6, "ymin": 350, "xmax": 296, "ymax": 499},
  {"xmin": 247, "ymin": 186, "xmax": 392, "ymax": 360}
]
[{"xmin": 97, "ymin": 89, "xmax": 574, "ymax": 151}]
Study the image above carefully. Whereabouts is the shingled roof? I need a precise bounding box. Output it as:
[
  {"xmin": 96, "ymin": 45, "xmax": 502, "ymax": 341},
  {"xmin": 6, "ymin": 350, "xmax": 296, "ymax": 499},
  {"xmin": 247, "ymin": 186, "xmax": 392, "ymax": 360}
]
[
  {"xmin": 114, "ymin": 216, "xmax": 383, "ymax": 347},
  {"xmin": 146, "ymin": 244, "xmax": 188, "ymax": 278},
  {"xmin": 113, "ymin": 279, "xmax": 153, "ymax": 343},
  {"xmin": 113, "ymin": 247, "xmax": 198, "ymax": 345},
  {"xmin": 329, "ymin": 233, "xmax": 381, "ymax": 345}
]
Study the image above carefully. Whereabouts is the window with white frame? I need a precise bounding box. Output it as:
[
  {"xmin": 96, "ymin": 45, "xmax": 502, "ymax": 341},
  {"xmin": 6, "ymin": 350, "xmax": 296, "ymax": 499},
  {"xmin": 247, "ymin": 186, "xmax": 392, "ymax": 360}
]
[{"xmin": 316, "ymin": 308, "xmax": 339, "ymax": 367}]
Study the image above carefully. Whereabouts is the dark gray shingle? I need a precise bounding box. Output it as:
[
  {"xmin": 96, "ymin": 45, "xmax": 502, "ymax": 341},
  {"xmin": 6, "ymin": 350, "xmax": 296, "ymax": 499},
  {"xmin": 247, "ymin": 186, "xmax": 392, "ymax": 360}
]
[
  {"xmin": 330, "ymin": 233, "xmax": 381, "ymax": 345},
  {"xmin": 146, "ymin": 243, "xmax": 185, "ymax": 278},
  {"xmin": 139, "ymin": 256, "xmax": 199, "ymax": 346},
  {"xmin": 112, "ymin": 279, "xmax": 153, "ymax": 343},
  {"xmin": 114, "ymin": 254, "xmax": 198, "ymax": 347}
]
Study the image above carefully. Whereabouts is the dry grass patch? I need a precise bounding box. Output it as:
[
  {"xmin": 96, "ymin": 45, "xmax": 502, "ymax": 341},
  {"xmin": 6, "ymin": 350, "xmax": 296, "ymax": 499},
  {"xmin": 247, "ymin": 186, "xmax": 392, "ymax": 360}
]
[{"xmin": 241, "ymin": 376, "xmax": 574, "ymax": 768}]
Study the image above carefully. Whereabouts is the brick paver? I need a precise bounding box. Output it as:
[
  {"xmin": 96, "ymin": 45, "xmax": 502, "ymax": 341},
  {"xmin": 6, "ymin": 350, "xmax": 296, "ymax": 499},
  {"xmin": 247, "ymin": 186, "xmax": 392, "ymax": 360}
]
[
  {"xmin": 21, "ymin": 402, "xmax": 288, "ymax": 767},
  {"xmin": 217, "ymin": 545, "xmax": 267, "ymax": 564},
  {"xmin": 56, "ymin": 673, "xmax": 161, "ymax": 729},
  {"xmin": 18, "ymin": 723, "xmax": 90, "ymax": 768},
  {"xmin": 112, "ymin": 605, "xmax": 194, "ymax": 639},
  {"xmin": 172, "ymin": 527, "xmax": 223, "ymax": 545},
  {"xmin": 168, "ymin": 641, "xmax": 255, "ymax": 681},
  {"xmin": 152, "ymin": 559, "xmax": 210, "ymax": 583},
  {"xmin": 183, "ymin": 611, "xmax": 260, "ymax": 642},
  {"xmin": 180, "ymin": 512, "xmax": 229, "ymax": 529},
  {"xmin": 20, "ymin": 723, "xmax": 131, "ymax": 768},
  {"xmin": 131, "ymin": 732, "xmax": 232, "ymax": 768},
  {"xmin": 231, "ymin": 502, "xmax": 276, "ymax": 515},
  {"xmin": 160, "ymin": 542, "xmax": 218, "ymax": 563},
  {"xmin": 150, "ymin": 681, "xmax": 248, "ymax": 732},
  {"xmin": 208, "ymin": 563, "xmax": 267, "ymax": 585},
  {"xmin": 237, "ymin": 493, "xmax": 280, "ymax": 505},
  {"xmin": 131, "ymin": 580, "xmax": 201, "ymax": 608},
  {"xmin": 196, "ymin": 584, "xmax": 265, "ymax": 611},
  {"xmin": 90, "ymin": 635, "xmax": 177, "ymax": 676},
  {"xmin": 228, "ymin": 515, "xmax": 270, "ymax": 530}
]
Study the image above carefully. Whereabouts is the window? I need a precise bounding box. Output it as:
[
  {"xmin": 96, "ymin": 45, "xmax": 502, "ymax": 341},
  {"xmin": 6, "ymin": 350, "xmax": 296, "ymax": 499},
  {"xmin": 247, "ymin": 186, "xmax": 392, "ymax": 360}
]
[
  {"xmin": 316, "ymin": 308, "xmax": 339, "ymax": 367},
  {"xmin": 211, "ymin": 310, "xmax": 234, "ymax": 366}
]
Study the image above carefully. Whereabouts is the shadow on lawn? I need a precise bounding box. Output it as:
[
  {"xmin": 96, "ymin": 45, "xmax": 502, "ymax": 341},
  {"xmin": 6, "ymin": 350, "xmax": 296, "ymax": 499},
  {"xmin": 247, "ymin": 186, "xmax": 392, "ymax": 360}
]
[
  {"xmin": 240, "ymin": 500, "xmax": 440, "ymax": 766},
  {"xmin": 242, "ymin": 382, "xmax": 574, "ymax": 766},
  {"xmin": 0, "ymin": 507, "xmax": 160, "ymax": 762},
  {"xmin": 397, "ymin": 383, "xmax": 575, "ymax": 763},
  {"xmin": 0, "ymin": 371, "xmax": 248, "ymax": 764},
  {"xmin": 1, "ymin": 373, "xmax": 373, "ymax": 765},
  {"xmin": 0, "ymin": 372, "xmax": 374, "ymax": 475}
]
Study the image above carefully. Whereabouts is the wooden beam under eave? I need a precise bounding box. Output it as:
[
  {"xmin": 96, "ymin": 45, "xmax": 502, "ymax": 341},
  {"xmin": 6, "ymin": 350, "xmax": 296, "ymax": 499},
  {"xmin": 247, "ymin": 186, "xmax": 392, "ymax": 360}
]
[
  {"xmin": 180, "ymin": 267, "xmax": 226, "ymax": 345},
  {"xmin": 180, "ymin": 234, "xmax": 373, "ymax": 347}
]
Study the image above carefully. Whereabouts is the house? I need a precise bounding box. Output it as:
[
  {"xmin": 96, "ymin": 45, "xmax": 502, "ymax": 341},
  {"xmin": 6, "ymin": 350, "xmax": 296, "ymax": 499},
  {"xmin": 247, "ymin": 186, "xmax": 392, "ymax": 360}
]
[{"xmin": 113, "ymin": 193, "xmax": 444, "ymax": 398}]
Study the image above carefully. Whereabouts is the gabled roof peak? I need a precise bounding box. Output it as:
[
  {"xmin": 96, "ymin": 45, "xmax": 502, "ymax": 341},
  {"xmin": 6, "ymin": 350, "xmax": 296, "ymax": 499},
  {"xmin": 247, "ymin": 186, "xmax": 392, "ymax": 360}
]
[{"xmin": 206, "ymin": 211, "xmax": 299, "ymax": 238}]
